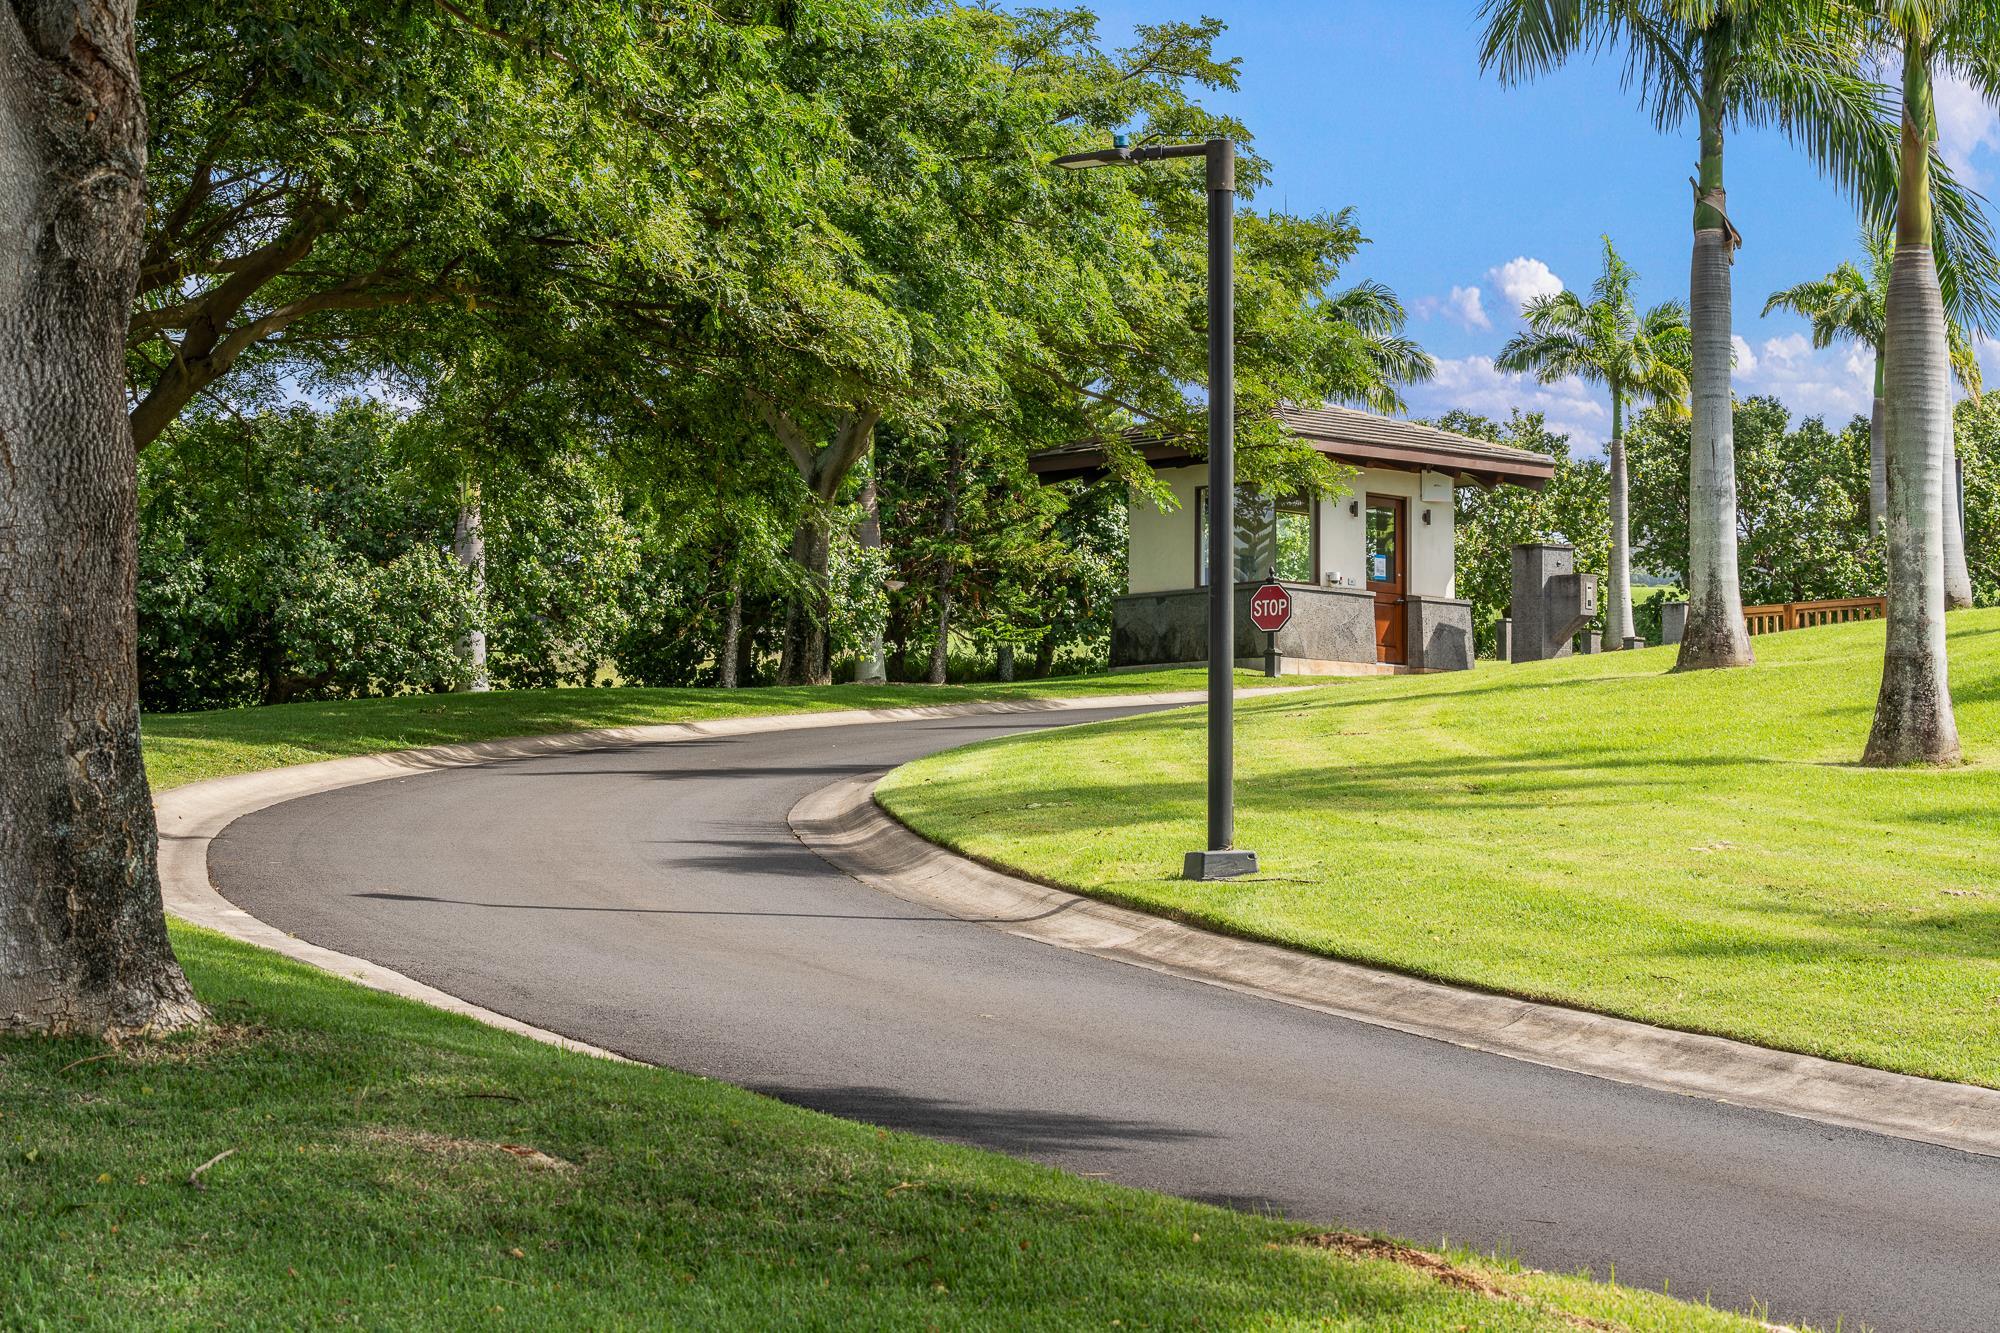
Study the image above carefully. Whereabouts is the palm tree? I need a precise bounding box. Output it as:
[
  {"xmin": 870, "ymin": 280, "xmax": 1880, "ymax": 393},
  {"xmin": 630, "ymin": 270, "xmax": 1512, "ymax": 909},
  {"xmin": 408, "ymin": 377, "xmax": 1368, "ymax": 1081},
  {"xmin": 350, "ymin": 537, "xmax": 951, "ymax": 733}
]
[
  {"xmin": 1862, "ymin": 1, "xmax": 2000, "ymax": 766},
  {"xmin": 1479, "ymin": 0, "xmax": 1899, "ymax": 671},
  {"xmin": 1764, "ymin": 225, "xmax": 1983, "ymax": 606},
  {"xmin": 1500, "ymin": 238, "xmax": 1690, "ymax": 647}
]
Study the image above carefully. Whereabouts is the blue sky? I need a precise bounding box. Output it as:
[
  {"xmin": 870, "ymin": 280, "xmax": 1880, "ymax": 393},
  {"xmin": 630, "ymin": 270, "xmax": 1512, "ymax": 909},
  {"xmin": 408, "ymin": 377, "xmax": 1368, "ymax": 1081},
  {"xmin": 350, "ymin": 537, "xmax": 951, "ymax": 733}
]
[{"xmin": 1089, "ymin": 0, "xmax": 2000, "ymax": 453}]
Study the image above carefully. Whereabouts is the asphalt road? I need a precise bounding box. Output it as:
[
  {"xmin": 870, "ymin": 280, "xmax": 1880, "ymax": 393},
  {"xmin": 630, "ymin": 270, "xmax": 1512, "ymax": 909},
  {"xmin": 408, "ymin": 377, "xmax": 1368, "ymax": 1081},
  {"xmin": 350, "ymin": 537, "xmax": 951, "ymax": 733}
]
[{"xmin": 208, "ymin": 706, "xmax": 2000, "ymax": 1332}]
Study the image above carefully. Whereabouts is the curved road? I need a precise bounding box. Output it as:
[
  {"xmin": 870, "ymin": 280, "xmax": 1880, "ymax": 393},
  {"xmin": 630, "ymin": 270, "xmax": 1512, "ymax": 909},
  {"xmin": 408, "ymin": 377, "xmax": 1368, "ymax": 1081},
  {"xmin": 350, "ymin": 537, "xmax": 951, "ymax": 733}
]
[{"xmin": 209, "ymin": 707, "xmax": 2000, "ymax": 1332}]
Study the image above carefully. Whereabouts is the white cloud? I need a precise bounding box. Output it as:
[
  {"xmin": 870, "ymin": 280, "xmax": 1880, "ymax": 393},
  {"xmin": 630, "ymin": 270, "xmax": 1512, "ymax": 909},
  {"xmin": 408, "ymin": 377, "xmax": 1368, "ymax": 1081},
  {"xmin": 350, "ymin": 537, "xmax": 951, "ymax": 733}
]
[
  {"xmin": 1936, "ymin": 74, "xmax": 2000, "ymax": 187},
  {"xmin": 1412, "ymin": 332, "xmax": 1885, "ymax": 456},
  {"xmin": 1487, "ymin": 257, "xmax": 1565, "ymax": 315},
  {"xmin": 1414, "ymin": 284, "xmax": 1492, "ymax": 331},
  {"xmin": 1730, "ymin": 335, "xmax": 1758, "ymax": 375},
  {"xmin": 1406, "ymin": 355, "xmax": 1609, "ymax": 453},
  {"xmin": 1446, "ymin": 285, "xmax": 1490, "ymax": 330},
  {"xmin": 1734, "ymin": 332, "xmax": 1875, "ymax": 423}
]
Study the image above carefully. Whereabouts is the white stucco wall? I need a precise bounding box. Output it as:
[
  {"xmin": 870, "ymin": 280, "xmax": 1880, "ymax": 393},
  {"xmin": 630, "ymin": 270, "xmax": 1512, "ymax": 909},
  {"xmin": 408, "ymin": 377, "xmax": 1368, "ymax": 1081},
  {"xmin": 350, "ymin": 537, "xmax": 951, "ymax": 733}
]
[
  {"xmin": 1129, "ymin": 465, "xmax": 1457, "ymax": 598},
  {"xmin": 1126, "ymin": 466, "xmax": 1205, "ymax": 594}
]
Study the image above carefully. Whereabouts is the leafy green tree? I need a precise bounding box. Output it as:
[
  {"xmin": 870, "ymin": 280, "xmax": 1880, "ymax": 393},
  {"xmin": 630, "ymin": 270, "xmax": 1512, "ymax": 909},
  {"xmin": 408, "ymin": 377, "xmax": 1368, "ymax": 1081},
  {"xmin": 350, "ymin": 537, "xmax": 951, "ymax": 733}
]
[
  {"xmin": 1763, "ymin": 224, "xmax": 1984, "ymax": 601},
  {"xmin": 1442, "ymin": 412, "xmax": 1610, "ymax": 656},
  {"xmin": 136, "ymin": 402, "xmax": 476, "ymax": 710},
  {"xmin": 1627, "ymin": 397, "xmax": 1884, "ymax": 606},
  {"xmin": 1497, "ymin": 237, "xmax": 1689, "ymax": 647},
  {"xmin": 1478, "ymin": 0, "xmax": 1987, "ymax": 672},
  {"xmin": 483, "ymin": 453, "xmax": 640, "ymax": 690},
  {"xmin": 878, "ymin": 423, "xmax": 1117, "ymax": 682},
  {"xmin": 1951, "ymin": 395, "xmax": 2000, "ymax": 607},
  {"xmin": 719, "ymin": 9, "xmax": 1431, "ymax": 683},
  {"xmin": 1862, "ymin": 0, "xmax": 2000, "ymax": 765},
  {"xmin": 129, "ymin": 0, "xmax": 842, "ymax": 447}
]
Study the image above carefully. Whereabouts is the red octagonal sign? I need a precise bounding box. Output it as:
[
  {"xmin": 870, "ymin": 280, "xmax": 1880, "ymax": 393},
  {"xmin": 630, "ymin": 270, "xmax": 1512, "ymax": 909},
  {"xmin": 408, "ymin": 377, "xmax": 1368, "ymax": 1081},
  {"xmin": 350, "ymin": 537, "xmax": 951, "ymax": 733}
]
[{"xmin": 1248, "ymin": 581, "xmax": 1292, "ymax": 633}]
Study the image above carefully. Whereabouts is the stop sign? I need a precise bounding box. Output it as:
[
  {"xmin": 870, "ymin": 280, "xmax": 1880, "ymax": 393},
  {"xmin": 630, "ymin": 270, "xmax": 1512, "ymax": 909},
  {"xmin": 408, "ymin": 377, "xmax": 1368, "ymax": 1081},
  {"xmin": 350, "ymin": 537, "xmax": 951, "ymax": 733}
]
[{"xmin": 1248, "ymin": 581, "xmax": 1292, "ymax": 633}]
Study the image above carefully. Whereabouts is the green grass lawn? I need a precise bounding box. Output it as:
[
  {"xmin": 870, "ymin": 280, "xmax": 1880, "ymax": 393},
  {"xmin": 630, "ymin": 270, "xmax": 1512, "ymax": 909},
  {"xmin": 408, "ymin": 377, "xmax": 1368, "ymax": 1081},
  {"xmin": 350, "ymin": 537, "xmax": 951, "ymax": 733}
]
[
  {"xmin": 881, "ymin": 608, "xmax": 2000, "ymax": 1089},
  {"xmin": 0, "ymin": 927, "xmax": 1775, "ymax": 1330},
  {"xmin": 4, "ymin": 665, "xmax": 1793, "ymax": 1326},
  {"xmin": 141, "ymin": 669, "xmax": 1287, "ymax": 791}
]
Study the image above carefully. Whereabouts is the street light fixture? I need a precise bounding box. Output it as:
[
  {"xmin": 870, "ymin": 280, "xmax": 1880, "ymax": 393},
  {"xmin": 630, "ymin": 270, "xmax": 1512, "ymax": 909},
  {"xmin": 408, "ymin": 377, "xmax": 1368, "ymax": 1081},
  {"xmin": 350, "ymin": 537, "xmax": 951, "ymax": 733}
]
[{"xmin": 1056, "ymin": 135, "xmax": 1256, "ymax": 881}]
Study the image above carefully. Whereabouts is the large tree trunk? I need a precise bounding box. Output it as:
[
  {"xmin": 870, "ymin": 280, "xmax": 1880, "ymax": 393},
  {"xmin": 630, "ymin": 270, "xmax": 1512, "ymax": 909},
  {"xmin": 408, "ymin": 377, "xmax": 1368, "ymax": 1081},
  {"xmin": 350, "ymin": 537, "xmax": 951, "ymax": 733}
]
[
  {"xmin": 1942, "ymin": 428, "xmax": 1973, "ymax": 609},
  {"xmin": 1866, "ymin": 49, "xmax": 1960, "ymax": 767},
  {"xmin": 1604, "ymin": 392, "xmax": 1635, "ymax": 648},
  {"xmin": 778, "ymin": 511, "xmax": 833, "ymax": 686},
  {"xmin": 1869, "ymin": 354, "xmax": 1888, "ymax": 540},
  {"xmin": 926, "ymin": 436, "xmax": 963, "ymax": 686},
  {"xmin": 752, "ymin": 400, "xmax": 877, "ymax": 688},
  {"xmin": 0, "ymin": 0, "xmax": 202, "ymax": 1035},
  {"xmin": 854, "ymin": 470, "xmax": 887, "ymax": 684},
  {"xmin": 1032, "ymin": 629, "xmax": 1057, "ymax": 678},
  {"xmin": 719, "ymin": 572, "xmax": 742, "ymax": 689},
  {"xmin": 452, "ymin": 487, "xmax": 490, "ymax": 692},
  {"xmin": 1675, "ymin": 108, "xmax": 1754, "ymax": 672},
  {"xmin": 995, "ymin": 643, "xmax": 1015, "ymax": 682}
]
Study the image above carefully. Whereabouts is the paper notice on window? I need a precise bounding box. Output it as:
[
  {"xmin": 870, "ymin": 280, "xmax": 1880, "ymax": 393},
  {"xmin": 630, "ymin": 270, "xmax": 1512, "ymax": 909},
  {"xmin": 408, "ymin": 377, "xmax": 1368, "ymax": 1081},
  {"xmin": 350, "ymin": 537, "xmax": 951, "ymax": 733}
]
[{"xmin": 1371, "ymin": 554, "xmax": 1388, "ymax": 581}]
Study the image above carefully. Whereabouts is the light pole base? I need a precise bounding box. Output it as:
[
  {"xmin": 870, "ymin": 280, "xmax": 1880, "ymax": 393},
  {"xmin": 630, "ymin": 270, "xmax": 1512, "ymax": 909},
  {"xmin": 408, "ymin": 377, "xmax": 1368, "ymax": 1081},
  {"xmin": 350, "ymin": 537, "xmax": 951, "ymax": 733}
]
[{"xmin": 1183, "ymin": 849, "xmax": 1259, "ymax": 881}]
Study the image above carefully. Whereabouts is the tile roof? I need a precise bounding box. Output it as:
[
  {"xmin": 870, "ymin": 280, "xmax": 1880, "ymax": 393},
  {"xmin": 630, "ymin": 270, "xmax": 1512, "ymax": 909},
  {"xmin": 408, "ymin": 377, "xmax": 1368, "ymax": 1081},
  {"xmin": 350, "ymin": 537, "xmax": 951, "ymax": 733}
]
[{"xmin": 1030, "ymin": 404, "xmax": 1556, "ymax": 489}]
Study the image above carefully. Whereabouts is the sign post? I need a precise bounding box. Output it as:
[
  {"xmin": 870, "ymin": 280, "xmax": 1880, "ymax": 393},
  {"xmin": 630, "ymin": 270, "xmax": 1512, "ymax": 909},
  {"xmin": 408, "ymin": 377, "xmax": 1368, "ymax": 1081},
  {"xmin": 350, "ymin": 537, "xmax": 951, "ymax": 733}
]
[{"xmin": 1249, "ymin": 579, "xmax": 1291, "ymax": 678}]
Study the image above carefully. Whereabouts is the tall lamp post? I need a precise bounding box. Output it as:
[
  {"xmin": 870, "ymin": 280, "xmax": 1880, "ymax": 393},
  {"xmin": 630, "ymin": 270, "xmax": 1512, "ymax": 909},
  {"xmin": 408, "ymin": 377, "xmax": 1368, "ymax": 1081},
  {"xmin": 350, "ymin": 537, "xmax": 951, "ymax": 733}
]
[{"xmin": 1055, "ymin": 136, "xmax": 1257, "ymax": 881}]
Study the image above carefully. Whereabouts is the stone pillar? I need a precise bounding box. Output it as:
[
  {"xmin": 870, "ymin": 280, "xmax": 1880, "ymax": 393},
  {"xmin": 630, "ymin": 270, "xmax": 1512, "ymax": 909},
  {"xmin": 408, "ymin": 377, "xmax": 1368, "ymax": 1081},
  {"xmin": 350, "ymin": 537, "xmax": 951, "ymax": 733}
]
[
  {"xmin": 1510, "ymin": 543, "xmax": 1599, "ymax": 663},
  {"xmin": 1495, "ymin": 618, "xmax": 1512, "ymax": 663},
  {"xmin": 1660, "ymin": 601, "xmax": 1688, "ymax": 646}
]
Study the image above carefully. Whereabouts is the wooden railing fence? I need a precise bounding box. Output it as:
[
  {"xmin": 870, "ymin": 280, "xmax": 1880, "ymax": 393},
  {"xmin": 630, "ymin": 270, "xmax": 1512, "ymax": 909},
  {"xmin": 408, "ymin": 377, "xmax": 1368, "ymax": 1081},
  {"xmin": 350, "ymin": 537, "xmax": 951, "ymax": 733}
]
[{"xmin": 1741, "ymin": 597, "xmax": 1886, "ymax": 636}]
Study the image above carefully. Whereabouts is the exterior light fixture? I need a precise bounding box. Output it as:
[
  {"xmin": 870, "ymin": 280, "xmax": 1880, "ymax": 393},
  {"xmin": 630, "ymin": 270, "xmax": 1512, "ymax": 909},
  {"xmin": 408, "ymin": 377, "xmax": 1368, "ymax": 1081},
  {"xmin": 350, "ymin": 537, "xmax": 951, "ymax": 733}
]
[
  {"xmin": 1349, "ymin": 499, "xmax": 1360, "ymax": 517},
  {"xmin": 1052, "ymin": 135, "xmax": 1252, "ymax": 882}
]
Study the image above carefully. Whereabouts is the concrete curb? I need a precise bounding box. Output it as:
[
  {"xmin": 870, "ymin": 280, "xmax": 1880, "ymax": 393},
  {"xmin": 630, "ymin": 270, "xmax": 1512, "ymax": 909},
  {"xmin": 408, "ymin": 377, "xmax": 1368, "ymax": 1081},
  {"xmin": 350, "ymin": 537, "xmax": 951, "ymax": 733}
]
[
  {"xmin": 790, "ymin": 775, "xmax": 2000, "ymax": 1160},
  {"xmin": 154, "ymin": 689, "xmax": 1263, "ymax": 1064}
]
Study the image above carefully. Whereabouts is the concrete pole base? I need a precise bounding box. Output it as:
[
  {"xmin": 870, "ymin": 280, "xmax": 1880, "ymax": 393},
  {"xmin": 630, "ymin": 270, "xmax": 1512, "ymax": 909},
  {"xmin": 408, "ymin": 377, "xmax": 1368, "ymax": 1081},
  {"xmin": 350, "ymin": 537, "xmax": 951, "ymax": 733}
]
[{"xmin": 1183, "ymin": 849, "xmax": 1259, "ymax": 881}]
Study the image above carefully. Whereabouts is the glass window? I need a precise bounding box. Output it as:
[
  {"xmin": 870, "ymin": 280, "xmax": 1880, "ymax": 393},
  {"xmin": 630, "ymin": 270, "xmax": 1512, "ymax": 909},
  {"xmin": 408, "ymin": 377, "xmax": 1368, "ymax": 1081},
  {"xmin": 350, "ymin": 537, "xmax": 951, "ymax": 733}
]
[
  {"xmin": 1198, "ymin": 489, "xmax": 1314, "ymax": 585},
  {"xmin": 1366, "ymin": 502, "xmax": 1399, "ymax": 586}
]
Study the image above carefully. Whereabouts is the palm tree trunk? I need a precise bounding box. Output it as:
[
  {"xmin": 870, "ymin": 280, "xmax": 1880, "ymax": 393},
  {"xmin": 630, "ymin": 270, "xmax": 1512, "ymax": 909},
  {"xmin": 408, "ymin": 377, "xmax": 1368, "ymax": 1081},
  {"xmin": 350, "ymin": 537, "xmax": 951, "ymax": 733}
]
[
  {"xmin": 1942, "ymin": 428, "xmax": 1973, "ymax": 609},
  {"xmin": 1605, "ymin": 389, "xmax": 1635, "ymax": 647},
  {"xmin": 1865, "ymin": 47, "xmax": 1960, "ymax": 767},
  {"xmin": 1869, "ymin": 353, "xmax": 1887, "ymax": 540},
  {"xmin": 1675, "ymin": 95, "xmax": 1754, "ymax": 671}
]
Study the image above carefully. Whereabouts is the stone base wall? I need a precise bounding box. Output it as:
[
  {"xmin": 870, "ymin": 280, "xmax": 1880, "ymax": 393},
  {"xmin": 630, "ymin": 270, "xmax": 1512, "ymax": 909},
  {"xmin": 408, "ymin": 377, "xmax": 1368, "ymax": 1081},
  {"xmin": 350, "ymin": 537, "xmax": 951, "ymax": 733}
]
[
  {"xmin": 1113, "ymin": 583, "xmax": 1404, "ymax": 672},
  {"xmin": 1404, "ymin": 595, "xmax": 1475, "ymax": 673}
]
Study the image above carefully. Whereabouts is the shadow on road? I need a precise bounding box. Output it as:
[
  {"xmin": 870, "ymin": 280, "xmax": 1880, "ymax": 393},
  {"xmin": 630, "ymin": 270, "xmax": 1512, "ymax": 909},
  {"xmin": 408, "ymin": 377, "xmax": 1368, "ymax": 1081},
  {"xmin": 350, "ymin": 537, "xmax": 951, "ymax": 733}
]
[{"xmin": 752, "ymin": 1083, "xmax": 1221, "ymax": 1157}]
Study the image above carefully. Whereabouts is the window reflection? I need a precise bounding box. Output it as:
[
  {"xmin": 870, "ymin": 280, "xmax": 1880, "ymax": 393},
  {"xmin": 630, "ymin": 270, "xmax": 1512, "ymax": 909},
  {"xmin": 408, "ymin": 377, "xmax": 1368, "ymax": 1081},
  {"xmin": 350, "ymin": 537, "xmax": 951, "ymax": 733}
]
[
  {"xmin": 1366, "ymin": 502, "xmax": 1398, "ymax": 585},
  {"xmin": 1198, "ymin": 489, "xmax": 1314, "ymax": 585}
]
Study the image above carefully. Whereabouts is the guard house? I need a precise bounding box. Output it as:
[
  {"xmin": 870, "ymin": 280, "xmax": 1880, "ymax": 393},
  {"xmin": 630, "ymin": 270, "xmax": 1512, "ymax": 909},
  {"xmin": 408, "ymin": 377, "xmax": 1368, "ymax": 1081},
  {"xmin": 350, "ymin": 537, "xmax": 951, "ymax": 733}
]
[{"xmin": 1030, "ymin": 405, "xmax": 1556, "ymax": 674}]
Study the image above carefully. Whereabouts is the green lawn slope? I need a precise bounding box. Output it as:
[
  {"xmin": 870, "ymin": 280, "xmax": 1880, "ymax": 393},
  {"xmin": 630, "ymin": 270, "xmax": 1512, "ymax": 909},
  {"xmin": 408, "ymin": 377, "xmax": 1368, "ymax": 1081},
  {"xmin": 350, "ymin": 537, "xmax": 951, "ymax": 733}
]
[
  {"xmin": 0, "ymin": 928, "xmax": 1771, "ymax": 1330},
  {"xmin": 881, "ymin": 609, "xmax": 2000, "ymax": 1088},
  {"xmin": 0, "ymin": 668, "xmax": 1794, "ymax": 1327}
]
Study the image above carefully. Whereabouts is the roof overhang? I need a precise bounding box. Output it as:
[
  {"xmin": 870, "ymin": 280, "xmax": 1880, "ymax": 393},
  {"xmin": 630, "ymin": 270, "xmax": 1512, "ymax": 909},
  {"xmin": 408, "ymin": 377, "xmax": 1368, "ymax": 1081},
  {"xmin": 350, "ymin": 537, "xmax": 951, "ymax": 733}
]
[
  {"xmin": 1029, "ymin": 438, "xmax": 1553, "ymax": 492},
  {"xmin": 1029, "ymin": 405, "xmax": 1555, "ymax": 492}
]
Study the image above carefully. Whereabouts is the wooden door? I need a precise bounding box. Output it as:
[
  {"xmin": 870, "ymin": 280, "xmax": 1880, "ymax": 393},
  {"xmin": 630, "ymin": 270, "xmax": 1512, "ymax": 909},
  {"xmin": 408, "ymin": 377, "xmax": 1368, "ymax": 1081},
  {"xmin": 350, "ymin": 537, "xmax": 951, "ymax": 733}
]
[{"xmin": 1365, "ymin": 495, "xmax": 1406, "ymax": 664}]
